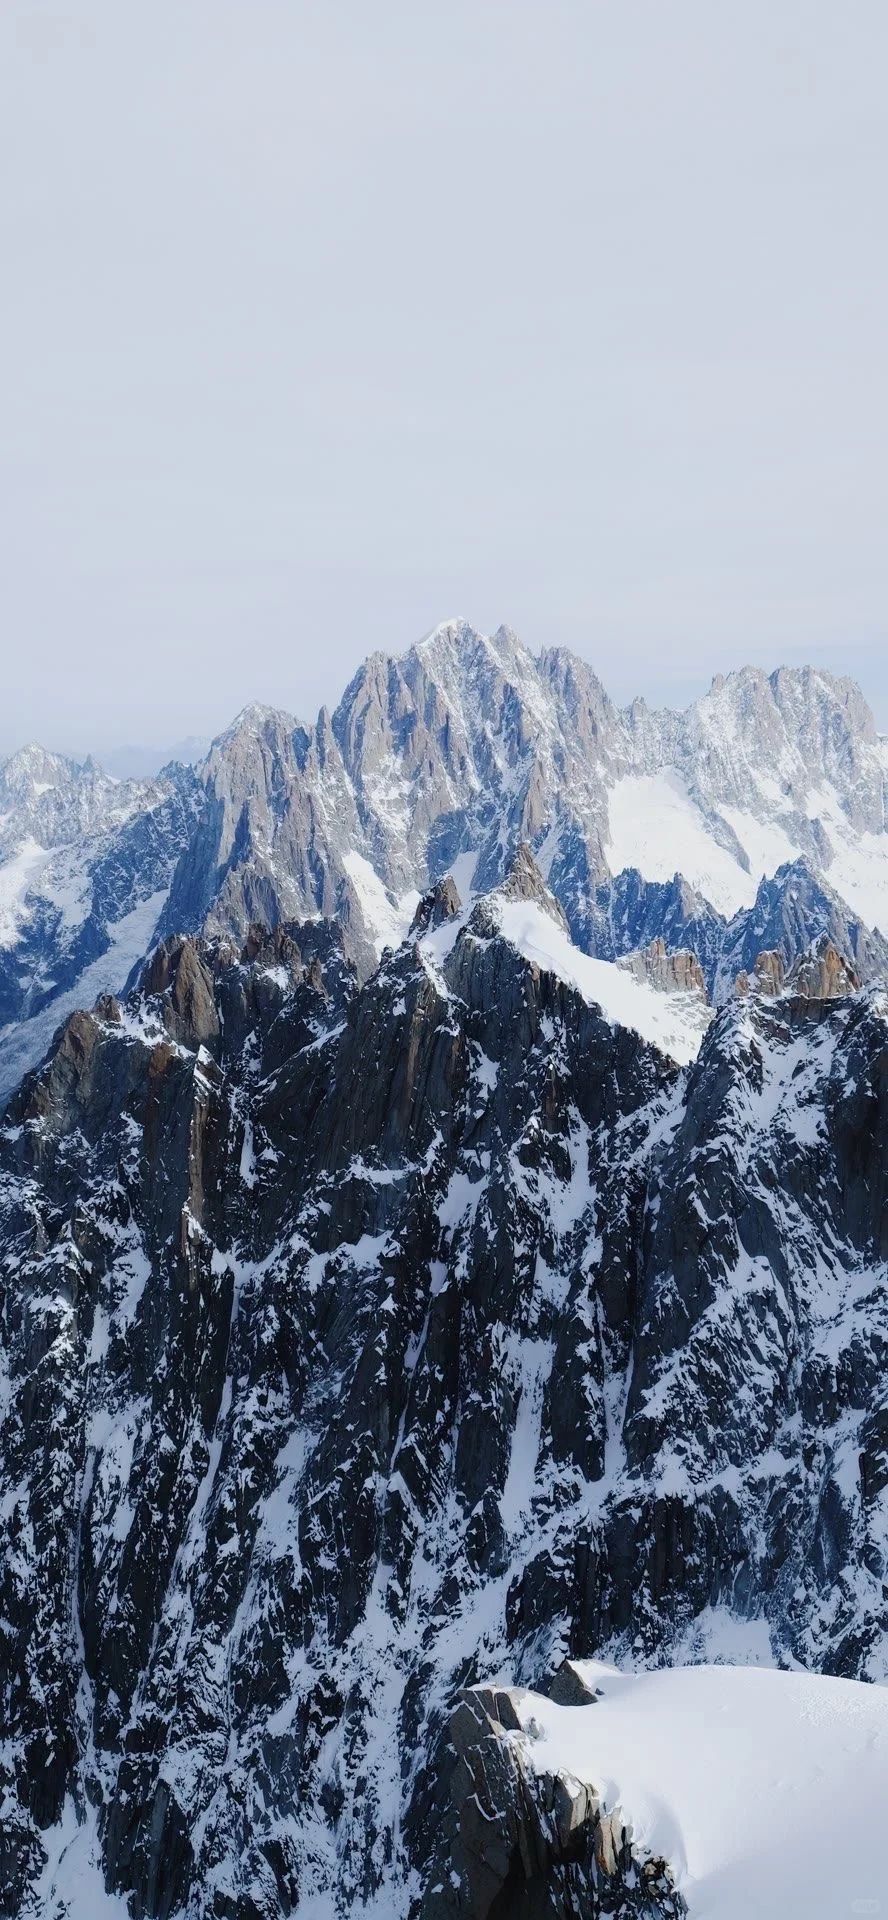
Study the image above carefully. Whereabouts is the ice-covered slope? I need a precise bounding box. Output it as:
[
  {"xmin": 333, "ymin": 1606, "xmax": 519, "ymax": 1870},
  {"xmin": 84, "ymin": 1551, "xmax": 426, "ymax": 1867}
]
[
  {"xmin": 492, "ymin": 897, "xmax": 712, "ymax": 1066},
  {"xmin": 512, "ymin": 1661, "xmax": 888, "ymax": 1920}
]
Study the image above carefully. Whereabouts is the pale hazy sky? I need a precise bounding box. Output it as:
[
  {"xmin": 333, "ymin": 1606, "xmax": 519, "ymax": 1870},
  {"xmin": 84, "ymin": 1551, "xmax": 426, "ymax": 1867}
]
[{"xmin": 1, "ymin": 2, "xmax": 887, "ymax": 756}]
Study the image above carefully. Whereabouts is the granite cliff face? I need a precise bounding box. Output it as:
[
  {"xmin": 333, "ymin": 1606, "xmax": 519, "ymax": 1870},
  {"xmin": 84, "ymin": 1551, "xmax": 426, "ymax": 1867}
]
[
  {"xmin": 3, "ymin": 867, "xmax": 888, "ymax": 1916},
  {"xmin": 423, "ymin": 1678, "xmax": 686, "ymax": 1920}
]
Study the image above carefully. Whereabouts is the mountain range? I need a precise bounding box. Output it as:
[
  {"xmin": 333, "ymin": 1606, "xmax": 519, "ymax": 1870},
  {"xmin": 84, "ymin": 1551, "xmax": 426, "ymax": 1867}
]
[
  {"xmin": 3, "ymin": 623, "xmax": 888, "ymax": 1918},
  {"xmin": 3, "ymin": 620, "xmax": 888, "ymax": 1104}
]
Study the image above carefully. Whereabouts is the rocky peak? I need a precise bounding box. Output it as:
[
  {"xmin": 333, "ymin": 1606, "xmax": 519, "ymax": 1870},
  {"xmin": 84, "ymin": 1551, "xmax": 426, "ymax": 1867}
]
[
  {"xmin": 735, "ymin": 949, "xmax": 785, "ymax": 998},
  {"xmin": 0, "ymin": 740, "xmax": 72, "ymax": 800},
  {"xmin": 410, "ymin": 875, "xmax": 463, "ymax": 938},
  {"xmin": 425, "ymin": 1682, "xmax": 685, "ymax": 1918},
  {"xmin": 496, "ymin": 841, "xmax": 571, "ymax": 932},
  {"xmin": 685, "ymin": 664, "xmax": 884, "ymax": 825},
  {"xmin": 618, "ymin": 938, "xmax": 709, "ymax": 1000},
  {"xmin": 735, "ymin": 935, "xmax": 863, "ymax": 1003},
  {"xmin": 0, "ymin": 740, "xmax": 186, "ymax": 860},
  {"xmin": 715, "ymin": 859, "xmax": 888, "ymax": 1004},
  {"xmin": 785, "ymin": 935, "xmax": 862, "ymax": 1001},
  {"xmin": 141, "ymin": 934, "xmax": 222, "ymax": 1049}
]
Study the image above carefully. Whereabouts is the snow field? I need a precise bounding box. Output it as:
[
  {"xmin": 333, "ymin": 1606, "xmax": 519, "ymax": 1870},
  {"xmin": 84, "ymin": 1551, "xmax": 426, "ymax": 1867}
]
[{"xmin": 515, "ymin": 1660, "xmax": 888, "ymax": 1920}]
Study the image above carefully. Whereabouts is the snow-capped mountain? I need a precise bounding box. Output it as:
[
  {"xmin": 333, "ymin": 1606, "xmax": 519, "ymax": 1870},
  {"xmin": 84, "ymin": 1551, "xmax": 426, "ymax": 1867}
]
[
  {"xmin": 3, "ymin": 843, "xmax": 888, "ymax": 1917},
  {"xmin": 0, "ymin": 746, "xmax": 200, "ymax": 1101},
  {"xmin": 3, "ymin": 622, "xmax": 888, "ymax": 1103},
  {"xmin": 4, "ymin": 625, "xmax": 888, "ymax": 1916},
  {"xmin": 158, "ymin": 622, "xmax": 888, "ymax": 982}
]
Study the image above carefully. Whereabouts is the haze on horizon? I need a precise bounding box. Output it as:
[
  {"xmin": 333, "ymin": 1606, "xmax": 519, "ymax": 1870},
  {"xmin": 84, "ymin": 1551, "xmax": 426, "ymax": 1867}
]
[{"xmin": 1, "ymin": 2, "xmax": 887, "ymax": 757}]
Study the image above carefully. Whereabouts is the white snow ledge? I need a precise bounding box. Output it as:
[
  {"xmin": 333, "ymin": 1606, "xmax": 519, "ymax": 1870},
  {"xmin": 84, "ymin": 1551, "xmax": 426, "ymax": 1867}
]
[
  {"xmin": 495, "ymin": 900, "xmax": 711, "ymax": 1066},
  {"xmin": 514, "ymin": 1660, "xmax": 888, "ymax": 1920}
]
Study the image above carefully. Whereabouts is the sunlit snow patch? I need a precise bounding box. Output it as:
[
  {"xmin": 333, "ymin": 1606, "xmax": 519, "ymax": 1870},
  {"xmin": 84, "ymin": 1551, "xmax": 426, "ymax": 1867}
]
[
  {"xmin": 803, "ymin": 784, "xmax": 888, "ymax": 935},
  {"xmin": 607, "ymin": 771, "xmax": 761, "ymax": 915},
  {"xmin": 495, "ymin": 899, "xmax": 711, "ymax": 1066},
  {"xmin": 514, "ymin": 1661, "xmax": 888, "ymax": 1920},
  {"xmin": 341, "ymin": 850, "xmax": 420, "ymax": 960},
  {"xmin": 607, "ymin": 767, "xmax": 888, "ymax": 936}
]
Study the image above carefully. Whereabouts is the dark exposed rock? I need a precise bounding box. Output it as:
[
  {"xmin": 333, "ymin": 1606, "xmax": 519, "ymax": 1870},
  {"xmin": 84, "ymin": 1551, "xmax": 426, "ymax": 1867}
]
[
  {"xmin": 421, "ymin": 1685, "xmax": 685, "ymax": 1919},
  {"xmin": 410, "ymin": 876, "xmax": 463, "ymax": 937},
  {"xmin": 585, "ymin": 870, "xmax": 728, "ymax": 988},
  {"xmin": 547, "ymin": 1662, "xmax": 602, "ymax": 1708},
  {"xmin": 2, "ymin": 898, "xmax": 888, "ymax": 1915}
]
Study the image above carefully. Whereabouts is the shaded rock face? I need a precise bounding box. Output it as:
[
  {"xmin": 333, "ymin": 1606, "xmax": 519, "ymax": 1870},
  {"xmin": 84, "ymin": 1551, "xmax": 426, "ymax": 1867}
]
[
  {"xmin": 716, "ymin": 859, "xmax": 888, "ymax": 999},
  {"xmin": 586, "ymin": 871, "xmax": 728, "ymax": 988},
  {"xmin": 2, "ymin": 917, "xmax": 888, "ymax": 1914},
  {"xmin": 410, "ymin": 876, "xmax": 463, "ymax": 938}
]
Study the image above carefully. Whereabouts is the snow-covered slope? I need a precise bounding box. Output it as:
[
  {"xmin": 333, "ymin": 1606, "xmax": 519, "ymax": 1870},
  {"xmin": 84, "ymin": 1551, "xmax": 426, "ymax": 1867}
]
[
  {"xmin": 513, "ymin": 1661, "xmax": 888, "ymax": 1920},
  {"xmin": 0, "ymin": 745, "xmax": 199, "ymax": 1087},
  {"xmin": 492, "ymin": 897, "xmax": 712, "ymax": 1066},
  {"xmin": 417, "ymin": 868, "xmax": 712, "ymax": 1067},
  {"xmin": 607, "ymin": 760, "xmax": 888, "ymax": 929},
  {"xmin": 0, "ymin": 889, "xmax": 169, "ymax": 1105}
]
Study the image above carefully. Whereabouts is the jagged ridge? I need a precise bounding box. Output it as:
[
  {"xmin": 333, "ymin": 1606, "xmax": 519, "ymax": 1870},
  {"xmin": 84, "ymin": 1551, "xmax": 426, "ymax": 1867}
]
[
  {"xmin": 4, "ymin": 626, "xmax": 888, "ymax": 1105},
  {"xmin": 2, "ymin": 879, "xmax": 888, "ymax": 1915}
]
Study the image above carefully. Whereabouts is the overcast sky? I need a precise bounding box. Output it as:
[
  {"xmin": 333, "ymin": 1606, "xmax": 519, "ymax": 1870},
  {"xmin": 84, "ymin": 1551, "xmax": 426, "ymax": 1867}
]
[{"xmin": 1, "ymin": 2, "xmax": 887, "ymax": 757}]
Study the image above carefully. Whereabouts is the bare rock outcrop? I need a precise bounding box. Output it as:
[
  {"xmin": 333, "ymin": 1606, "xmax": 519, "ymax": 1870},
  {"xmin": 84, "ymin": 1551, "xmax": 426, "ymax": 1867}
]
[
  {"xmin": 736, "ymin": 934, "xmax": 863, "ymax": 1003},
  {"xmin": 477, "ymin": 842, "xmax": 571, "ymax": 935},
  {"xmin": 785, "ymin": 935, "xmax": 861, "ymax": 1001},
  {"xmin": 421, "ymin": 1684, "xmax": 685, "ymax": 1919},
  {"xmin": 619, "ymin": 938, "xmax": 709, "ymax": 1000},
  {"xmin": 735, "ymin": 949, "xmax": 785, "ymax": 998},
  {"xmin": 411, "ymin": 874, "xmax": 463, "ymax": 937}
]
